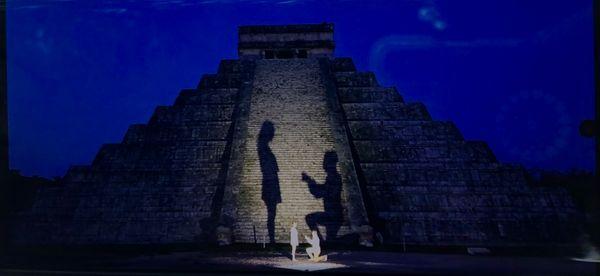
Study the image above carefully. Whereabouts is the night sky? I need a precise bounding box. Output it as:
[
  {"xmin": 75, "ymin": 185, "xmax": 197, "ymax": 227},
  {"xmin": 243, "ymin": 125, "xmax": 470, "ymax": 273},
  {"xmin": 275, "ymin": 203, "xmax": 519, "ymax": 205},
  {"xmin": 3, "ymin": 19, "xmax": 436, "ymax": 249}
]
[{"xmin": 6, "ymin": 0, "xmax": 595, "ymax": 178}]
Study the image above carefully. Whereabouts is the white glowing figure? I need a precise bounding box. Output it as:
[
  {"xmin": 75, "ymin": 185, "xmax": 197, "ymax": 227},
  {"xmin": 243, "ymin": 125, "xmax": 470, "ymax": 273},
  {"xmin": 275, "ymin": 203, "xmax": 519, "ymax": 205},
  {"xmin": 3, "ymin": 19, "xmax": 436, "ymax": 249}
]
[
  {"xmin": 290, "ymin": 222, "xmax": 299, "ymax": 261},
  {"xmin": 305, "ymin": 230, "xmax": 327, "ymax": 262}
]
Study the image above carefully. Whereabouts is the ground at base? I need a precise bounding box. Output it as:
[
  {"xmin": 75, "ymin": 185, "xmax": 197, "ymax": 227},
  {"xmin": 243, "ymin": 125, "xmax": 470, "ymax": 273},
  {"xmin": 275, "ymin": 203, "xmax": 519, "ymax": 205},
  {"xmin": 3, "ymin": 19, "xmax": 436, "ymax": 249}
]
[{"xmin": 1, "ymin": 247, "xmax": 599, "ymax": 275}]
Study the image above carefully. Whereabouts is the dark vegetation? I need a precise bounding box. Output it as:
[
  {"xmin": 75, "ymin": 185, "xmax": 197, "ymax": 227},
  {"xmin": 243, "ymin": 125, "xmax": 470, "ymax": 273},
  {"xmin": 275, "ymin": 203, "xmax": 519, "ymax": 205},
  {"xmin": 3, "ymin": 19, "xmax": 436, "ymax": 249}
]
[
  {"xmin": 526, "ymin": 169, "xmax": 598, "ymax": 247},
  {"xmin": 6, "ymin": 170, "xmax": 59, "ymax": 213}
]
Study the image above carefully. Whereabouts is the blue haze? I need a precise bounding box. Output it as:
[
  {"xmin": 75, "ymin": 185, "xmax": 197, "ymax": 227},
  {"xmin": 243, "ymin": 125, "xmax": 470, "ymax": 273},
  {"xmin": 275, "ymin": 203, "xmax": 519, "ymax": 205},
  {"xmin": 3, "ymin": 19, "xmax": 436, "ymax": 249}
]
[{"xmin": 6, "ymin": 0, "xmax": 595, "ymax": 177}]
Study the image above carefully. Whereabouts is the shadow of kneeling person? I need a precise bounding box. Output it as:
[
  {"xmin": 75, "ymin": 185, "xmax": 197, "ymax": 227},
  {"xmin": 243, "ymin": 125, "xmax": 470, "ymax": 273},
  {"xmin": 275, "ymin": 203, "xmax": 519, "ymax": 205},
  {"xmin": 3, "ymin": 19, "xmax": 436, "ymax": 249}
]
[{"xmin": 302, "ymin": 151, "xmax": 343, "ymax": 243}]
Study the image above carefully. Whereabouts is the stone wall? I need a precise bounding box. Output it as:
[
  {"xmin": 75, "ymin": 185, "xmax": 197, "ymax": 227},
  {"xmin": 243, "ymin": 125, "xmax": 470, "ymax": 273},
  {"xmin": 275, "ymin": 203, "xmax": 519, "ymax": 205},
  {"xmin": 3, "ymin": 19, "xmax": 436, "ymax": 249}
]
[
  {"xmin": 8, "ymin": 55, "xmax": 581, "ymax": 248},
  {"xmin": 9, "ymin": 60, "xmax": 254, "ymax": 245},
  {"xmin": 238, "ymin": 23, "xmax": 334, "ymax": 59},
  {"xmin": 229, "ymin": 59, "xmax": 363, "ymax": 244},
  {"xmin": 329, "ymin": 57, "xmax": 580, "ymax": 246}
]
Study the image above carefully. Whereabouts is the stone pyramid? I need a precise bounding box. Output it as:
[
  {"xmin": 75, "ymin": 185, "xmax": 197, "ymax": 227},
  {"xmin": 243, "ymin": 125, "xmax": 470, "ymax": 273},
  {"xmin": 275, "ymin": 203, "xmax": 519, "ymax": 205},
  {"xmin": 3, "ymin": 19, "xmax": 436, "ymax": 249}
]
[{"xmin": 10, "ymin": 23, "xmax": 579, "ymax": 247}]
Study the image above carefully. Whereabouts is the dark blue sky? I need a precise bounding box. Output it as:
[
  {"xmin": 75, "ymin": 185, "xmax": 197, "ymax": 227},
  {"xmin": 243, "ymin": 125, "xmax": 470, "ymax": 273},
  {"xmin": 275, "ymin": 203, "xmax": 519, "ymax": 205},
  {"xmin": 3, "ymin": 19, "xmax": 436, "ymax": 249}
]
[{"xmin": 6, "ymin": 0, "xmax": 595, "ymax": 177}]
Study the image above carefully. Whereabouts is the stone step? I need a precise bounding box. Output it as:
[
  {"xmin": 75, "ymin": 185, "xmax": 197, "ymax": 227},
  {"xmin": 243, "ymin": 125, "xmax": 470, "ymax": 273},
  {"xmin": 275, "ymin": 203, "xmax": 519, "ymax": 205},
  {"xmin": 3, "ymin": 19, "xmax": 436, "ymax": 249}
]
[
  {"xmin": 334, "ymin": 72, "xmax": 378, "ymax": 87},
  {"xmin": 64, "ymin": 214, "xmax": 213, "ymax": 244},
  {"xmin": 353, "ymin": 140, "xmax": 496, "ymax": 163},
  {"xmin": 10, "ymin": 58, "xmax": 252, "ymax": 246},
  {"xmin": 174, "ymin": 89, "xmax": 238, "ymax": 106},
  {"xmin": 366, "ymin": 187, "xmax": 574, "ymax": 209},
  {"xmin": 122, "ymin": 122, "xmax": 231, "ymax": 144},
  {"xmin": 337, "ymin": 87, "xmax": 403, "ymax": 103},
  {"xmin": 232, "ymin": 58, "xmax": 357, "ymax": 244},
  {"xmin": 347, "ymin": 120, "xmax": 462, "ymax": 141},
  {"xmin": 383, "ymin": 211, "xmax": 578, "ymax": 245},
  {"xmin": 68, "ymin": 169, "xmax": 222, "ymax": 187},
  {"xmin": 92, "ymin": 141, "xmax": 227, "ymax": 170},
  {"xmin": 360, "ymin": 161, "xmax": 513, "ymax": 170},
  {"xmin": 360, "ymin": 163, "xmax": 528, "ymax": 186},
  {"xmin": 197, "ymin": 73, "xmax": 244, "ymax": 89},
  {"xmin": 217, "ymin": 59, "xmax": 255, "ymax": 75},
  {"xmin": 342, "ymin": 102, "xmax": 432, "ymax": 121},
  {"xmin": 149, "ymin": 104, "xmax": 235, "ymax": 124},
  {"xmin": 353, "ymin": 138, "xmax": 488, "ymax": 147},
  {"xmin": 81, "ymin": 163, "xmax": 223, "ymax": 174},
  {"xmin": 369, "ymin": 190, "xmax": 575, "ymax": 210},
  {"xmin": 367, "ymin": 185, "xmax": 534, "ymax": 195},
  {"xmin": 330, "ymin": 57, "xmax": 357, "ymax": 72},
  {"xmin": 73, "ymin": 194, "xmax": 217, "ymax": 214},
  {"xmin": 233, "ymin": 224, "xmax": 355, "ymax": 243}
]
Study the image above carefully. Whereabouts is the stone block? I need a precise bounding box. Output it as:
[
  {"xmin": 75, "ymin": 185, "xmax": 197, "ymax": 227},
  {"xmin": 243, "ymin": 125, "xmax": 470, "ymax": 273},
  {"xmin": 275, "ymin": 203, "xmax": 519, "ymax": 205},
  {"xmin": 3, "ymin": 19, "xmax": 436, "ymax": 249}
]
[
  {"xmin": 334, "ymin": 72, "xmax": 378, "ymax": 87},
  {"xmin": 331, "ymin": 57, "xmax": 356, "ymax": 72}
]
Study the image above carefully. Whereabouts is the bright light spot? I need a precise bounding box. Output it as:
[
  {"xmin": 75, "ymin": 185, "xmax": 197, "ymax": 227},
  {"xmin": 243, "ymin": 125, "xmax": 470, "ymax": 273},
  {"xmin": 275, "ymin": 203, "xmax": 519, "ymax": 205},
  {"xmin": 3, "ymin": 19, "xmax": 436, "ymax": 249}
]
[{"xmin": 276, "ymin": 261, "xmax": 347, "ymax": 271}]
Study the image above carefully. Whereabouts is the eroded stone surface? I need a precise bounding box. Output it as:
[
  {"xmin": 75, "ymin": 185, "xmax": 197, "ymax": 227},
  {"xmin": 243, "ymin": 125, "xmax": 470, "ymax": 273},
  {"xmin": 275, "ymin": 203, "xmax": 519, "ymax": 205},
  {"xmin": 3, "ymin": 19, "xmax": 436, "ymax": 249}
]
[
  {"xmin": 233, "ymin": 59, "xmax": 355, "ymax": 243},
  {"xmin": 8, "ymin": 25, "xmax": 579, "ymax": 247},
  {"xmin": 329, "ymin": 58, "xmax": 579, "ymax": 246},
  {"xmin": 9, "ymin": 60, "xmax": 253, "ymax": 245}
]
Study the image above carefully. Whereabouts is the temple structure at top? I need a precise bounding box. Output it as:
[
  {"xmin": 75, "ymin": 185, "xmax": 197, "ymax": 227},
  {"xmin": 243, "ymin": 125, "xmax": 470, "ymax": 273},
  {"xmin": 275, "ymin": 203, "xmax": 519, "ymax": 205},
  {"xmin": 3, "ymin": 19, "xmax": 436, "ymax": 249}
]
[
  {"xmin": 8, "ymin": 23, "xmax": 580, "ymax": 249},
  {"xmin": 238, "ymin": 23, "xmax": 335, "ymax": 59}
]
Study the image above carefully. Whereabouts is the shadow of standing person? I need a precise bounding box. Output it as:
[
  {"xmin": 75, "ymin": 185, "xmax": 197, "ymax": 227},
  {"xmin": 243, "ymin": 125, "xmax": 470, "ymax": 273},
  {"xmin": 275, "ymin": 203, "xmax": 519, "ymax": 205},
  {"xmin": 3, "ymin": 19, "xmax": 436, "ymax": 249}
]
[
  {"xmin": 258, "ymin": 120, "xmax": 281, "ymax": 244},
  {"xmin": 302, "ymin": 151, "xmax": 343, "ymax": 242}
]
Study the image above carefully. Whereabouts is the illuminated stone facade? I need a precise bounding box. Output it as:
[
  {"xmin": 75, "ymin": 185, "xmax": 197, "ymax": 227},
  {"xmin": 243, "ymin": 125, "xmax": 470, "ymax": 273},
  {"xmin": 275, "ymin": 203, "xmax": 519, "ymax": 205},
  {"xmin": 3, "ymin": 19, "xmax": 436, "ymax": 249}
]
[{"xmin": 10, "ymin": 23, "xmax": 579, "ymax": 247}]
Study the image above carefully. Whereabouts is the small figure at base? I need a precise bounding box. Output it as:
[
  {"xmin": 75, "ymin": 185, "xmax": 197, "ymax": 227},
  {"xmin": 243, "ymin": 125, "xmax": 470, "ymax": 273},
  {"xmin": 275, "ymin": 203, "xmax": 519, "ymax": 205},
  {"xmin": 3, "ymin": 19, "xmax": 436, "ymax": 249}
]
[
  {"xmin": 305, "ymin": 230, "xmax": 327, "ymax": 262},
  {"xmin": 290, "ymin": 222, "xmax": 299, "ymax": 261}
]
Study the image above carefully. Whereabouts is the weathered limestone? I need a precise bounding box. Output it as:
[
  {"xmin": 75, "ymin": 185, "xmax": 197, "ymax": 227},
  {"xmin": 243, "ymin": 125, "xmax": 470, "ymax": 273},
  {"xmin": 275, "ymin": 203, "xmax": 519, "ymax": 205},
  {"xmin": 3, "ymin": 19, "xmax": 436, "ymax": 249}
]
[
  {"xmin": 8, "ymin": 24, "xmax": 579, "ymax": 248},
  {"xmin": 329, "ymin": 57, "xmax": 580, "ymax": 246},
  {"xmin": 238, "ymin": 23, "xmax": 334, "ymax": 59},
  {"xmin": 222, "ymin": 59, "xmax": 368, "ymax": 245},
  {"xmin": 9, "ymin": 60, "xmax": 252, "ymax": 244}
]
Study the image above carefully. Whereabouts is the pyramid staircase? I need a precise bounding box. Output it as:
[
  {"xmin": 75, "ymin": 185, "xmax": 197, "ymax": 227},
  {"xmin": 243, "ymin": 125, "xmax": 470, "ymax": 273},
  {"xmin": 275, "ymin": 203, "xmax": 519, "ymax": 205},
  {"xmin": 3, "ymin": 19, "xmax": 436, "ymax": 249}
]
[
  {"xmin": 10, "ymin": 56, "xmax": 580, "ymax": 247},
  {"xmin": 228, "ymin": 59, "xmax": 359, "ymax": 244}
]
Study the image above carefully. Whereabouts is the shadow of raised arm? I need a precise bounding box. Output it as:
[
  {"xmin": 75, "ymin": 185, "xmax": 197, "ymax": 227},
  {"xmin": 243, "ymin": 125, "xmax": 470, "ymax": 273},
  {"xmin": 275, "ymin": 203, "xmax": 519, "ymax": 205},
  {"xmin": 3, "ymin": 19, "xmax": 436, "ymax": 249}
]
[{"xmin": 302, "ymin": 171, "xmax": 324, "ymax": 198}]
